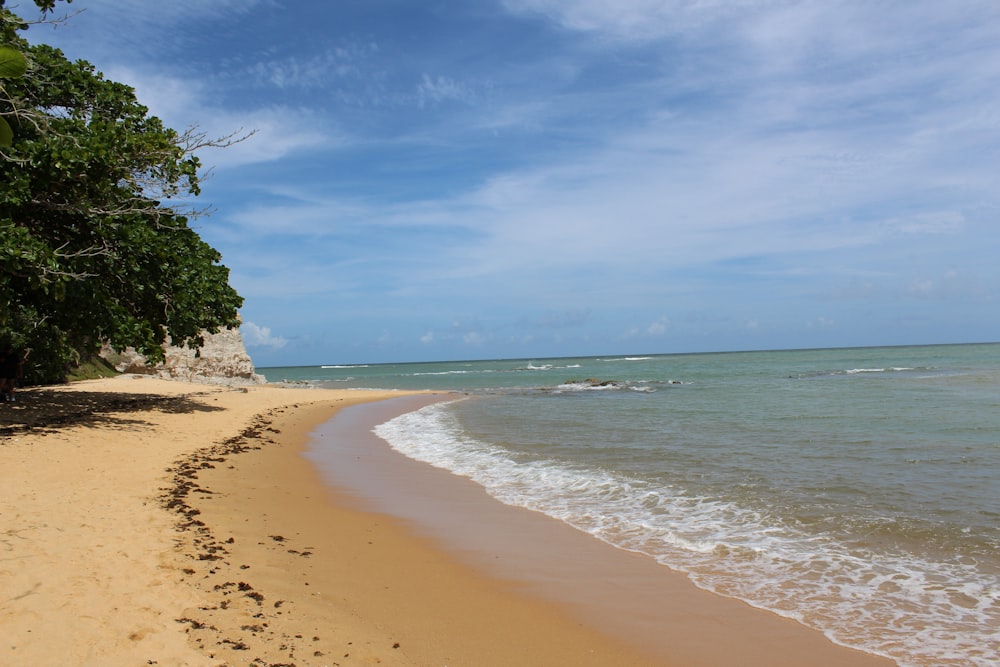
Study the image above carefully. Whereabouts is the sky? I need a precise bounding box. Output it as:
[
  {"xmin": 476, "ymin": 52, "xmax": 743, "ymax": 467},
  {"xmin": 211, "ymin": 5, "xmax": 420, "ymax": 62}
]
[{"xmin": 23, "ymin": 0, "xmax": 1000, "ymax": 366}]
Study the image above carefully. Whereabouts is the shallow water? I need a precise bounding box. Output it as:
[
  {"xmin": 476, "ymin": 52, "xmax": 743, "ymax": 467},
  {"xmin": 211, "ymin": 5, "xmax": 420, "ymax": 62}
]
[{"xmin": 264, "ymin": 343, "xmax": 1000, "ymax": 666}]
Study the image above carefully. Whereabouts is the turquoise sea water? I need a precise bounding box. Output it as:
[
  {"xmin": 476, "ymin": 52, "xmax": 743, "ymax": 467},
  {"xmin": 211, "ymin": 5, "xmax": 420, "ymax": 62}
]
[{"xmin": 261, "ymin": 343, "xmax": 1000, "ymax": 666}]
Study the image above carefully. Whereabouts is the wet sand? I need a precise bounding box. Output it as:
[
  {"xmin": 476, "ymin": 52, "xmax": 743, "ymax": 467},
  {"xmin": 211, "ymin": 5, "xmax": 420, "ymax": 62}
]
[
  {"xmin": 304, "ymin": 395, "xmax": 897, "ymax": 667},
  {"xmin": 0, "ymin": 376, "xmax": 896, "ymax": 665}
]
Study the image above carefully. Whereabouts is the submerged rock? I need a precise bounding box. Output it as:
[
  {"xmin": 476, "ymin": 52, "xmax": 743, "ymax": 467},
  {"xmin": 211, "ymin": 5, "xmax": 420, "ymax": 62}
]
[{"xmin": 563, "ymin": 378, "xmax": 624, "ymax": 388}]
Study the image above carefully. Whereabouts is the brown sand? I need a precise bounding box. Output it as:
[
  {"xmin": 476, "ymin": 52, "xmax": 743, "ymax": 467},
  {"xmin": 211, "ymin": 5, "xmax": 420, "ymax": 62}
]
[
  {"xmin": 0, "ymin": 376, "xmax": 897, "ymax": 666},
  {"xmin": 305, "ymin": 396, "xmax": 899, "ymax": 667}
]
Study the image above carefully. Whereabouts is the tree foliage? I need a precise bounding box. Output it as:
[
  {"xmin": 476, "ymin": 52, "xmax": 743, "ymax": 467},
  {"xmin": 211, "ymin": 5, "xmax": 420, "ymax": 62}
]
[{"xmin": 1, "ymin": 0, "xmax": 244, "ymax": 382}]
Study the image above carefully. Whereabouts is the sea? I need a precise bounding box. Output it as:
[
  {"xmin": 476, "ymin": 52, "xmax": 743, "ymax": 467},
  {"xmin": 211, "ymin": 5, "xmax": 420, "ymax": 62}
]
[{"xmin": 260, "ymin": 343, "xmax": 1000, "ymax": 667}]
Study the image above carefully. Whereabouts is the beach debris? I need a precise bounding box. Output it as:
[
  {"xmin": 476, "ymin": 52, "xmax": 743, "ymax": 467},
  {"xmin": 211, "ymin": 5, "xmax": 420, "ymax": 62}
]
[
  {"xmin": 175, "ymin": 617, "xmax": 214, "ymax": 631},
  {"xmin": 160, "ymin": 407, "xmax": 325, "ymax": 667}
]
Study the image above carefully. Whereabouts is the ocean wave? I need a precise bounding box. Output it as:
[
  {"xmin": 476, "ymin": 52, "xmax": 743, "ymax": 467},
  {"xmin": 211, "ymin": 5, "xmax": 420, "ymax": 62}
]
[
  {"xmin": 374, "ymin": 401, "xmax": 1000, "ymax": 667},
  {"xmin": 542, "ymin": 378, "xmax": 685, "ymax": 393},
  {"xmin": 409, "ymin": 369, "xmax": 497, "ymax": 376},
  {"xmin": 845, "ymin": 367, "xmax": 915, "ymax": 374},
  {"xmin": 513, "ymin": 362, "xmax": 585, "ymax": 372},
  {"xmin": 793, "ymin": 366, "xmax": 933, "ymax": 379},
  {"xmin": 407, "ymin": 362, "xmax": 586, "ymax": 377}
]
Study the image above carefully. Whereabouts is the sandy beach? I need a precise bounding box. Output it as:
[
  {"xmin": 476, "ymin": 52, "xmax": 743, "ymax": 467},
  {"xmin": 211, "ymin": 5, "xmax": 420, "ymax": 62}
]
[{"xmin": 0, "ymin": 376, "xmax": 897, "ymax": 666}]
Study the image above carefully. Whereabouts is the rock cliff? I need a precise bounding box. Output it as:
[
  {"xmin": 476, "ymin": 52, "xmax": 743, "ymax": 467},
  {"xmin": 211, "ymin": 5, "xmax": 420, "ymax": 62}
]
[{"xmin": 101, "ymin": 326, "xmax": 265, "ymax": 385}]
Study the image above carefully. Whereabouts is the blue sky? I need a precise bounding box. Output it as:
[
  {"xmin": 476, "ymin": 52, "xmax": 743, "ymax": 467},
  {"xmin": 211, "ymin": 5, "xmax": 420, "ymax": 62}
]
[{"xmin": 26, "ymin": 0, "xmax": 1000, "ymax": 366}]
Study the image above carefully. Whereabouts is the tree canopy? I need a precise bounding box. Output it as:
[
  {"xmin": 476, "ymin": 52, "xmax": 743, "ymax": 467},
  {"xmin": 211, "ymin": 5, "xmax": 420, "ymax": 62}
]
[{"xmin": 1, "ymin": 0, "xmax": 244, "ymax": 382}]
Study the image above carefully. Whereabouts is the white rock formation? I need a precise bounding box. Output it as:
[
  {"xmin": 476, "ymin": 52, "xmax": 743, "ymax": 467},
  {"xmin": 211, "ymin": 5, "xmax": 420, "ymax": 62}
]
[{"xmin": 101, "ymin": 326, "xmax": 265, "ymax": 385}]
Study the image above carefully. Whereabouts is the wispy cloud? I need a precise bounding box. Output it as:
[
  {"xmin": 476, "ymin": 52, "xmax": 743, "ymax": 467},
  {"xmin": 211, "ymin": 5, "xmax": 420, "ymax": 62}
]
[
  {"xmin": 98, "ymin": 66, "xmax": 336, "ymax": 168},
  {"xmin": 24, "ymin": 0, "xmax": 1000, "ymax": 363},
  {"xmin": 248, "ymin": 43, "xmax": 380, "ymax": 90},
  {"xmin": 417, "ymin": 73, "xmax": 478, "ymax": 107},
  {"xmin": 883, "ymin": 212, "xmax": 965, "ymax": 236},
  {"xmin": 500, "ymin": 0, "xmax": 726, "ymax": 40}
]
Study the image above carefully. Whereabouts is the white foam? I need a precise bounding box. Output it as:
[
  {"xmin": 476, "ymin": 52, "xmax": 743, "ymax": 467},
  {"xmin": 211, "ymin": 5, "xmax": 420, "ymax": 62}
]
[
  {"xmin": 409, "ymin": 369, "xmax": 488, "ymax": 376},
  {"xmin": 373, "ymin": 401, "xmax": 1000, "ymax": 667}
]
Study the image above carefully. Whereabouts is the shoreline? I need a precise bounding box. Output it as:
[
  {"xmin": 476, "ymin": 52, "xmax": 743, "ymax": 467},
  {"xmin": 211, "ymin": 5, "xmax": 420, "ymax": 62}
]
[
  {"xmin": 306, "ymin": 395, "xmax": 897, "ymax": 667},
  {"xmin": 180, "ymin": 390, "xmax": 664, "ymax": 666},
  {"xmin": 0, "ymin": 376, "xmax": 897, "ymax": 665},
  {"xmin": 0, "ymin": 377, "xmax": 656, "ymax": 665}
]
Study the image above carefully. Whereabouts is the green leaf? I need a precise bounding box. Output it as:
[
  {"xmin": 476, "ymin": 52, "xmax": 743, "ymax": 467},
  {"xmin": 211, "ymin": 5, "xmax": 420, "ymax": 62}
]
[
  {"xmin": 0, "ymin": 46, "xmax": 28, "ymax": 79},
  {"xmin": 0, "ymin": 117, "xmax": 12, "ymax": 146},
  {"xmin": 2, "ymin": 38, "xmax": 242, "ymax": 382}
]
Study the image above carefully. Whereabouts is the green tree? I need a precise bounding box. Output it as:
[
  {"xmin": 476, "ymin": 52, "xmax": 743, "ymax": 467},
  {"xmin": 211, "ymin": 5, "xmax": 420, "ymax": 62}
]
[{"xmin": 1, "ymin": 1, "xmax": 244, "ymax": 382}]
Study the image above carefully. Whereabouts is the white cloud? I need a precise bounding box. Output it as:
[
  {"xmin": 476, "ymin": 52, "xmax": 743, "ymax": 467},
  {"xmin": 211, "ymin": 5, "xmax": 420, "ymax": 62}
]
[
  {"xmin": 197, "ymin": 108, "xmax": 332, "ymax": 168},
  {"xmin": 807, "ymin": 317, "xmax": 836, "ymax": 330},
  {"xmin": 647, "ymin": 316, "xmax": 670, "ymax": 336},
  {"xmin": 500, "ymin": 0, "xmax": 734, "ymax": 41},
  {"xmin": 904, "ymin": 270, "xmax": 992, "ymax": 302},
  {"xmin": 53, "ymin": 0, "xmax": 273, "ymax": 35},
  {"xmin": 622, "ymin": 315, "xmax": 671, "ymax": 339},
  {"xmin": 883, "ymin": 211, "xmax": 965, "ymax": 236},
  {"xmin": 417, "ymin": 74, "xmax": 478, "ymax": 107},
  {"xmin": 25, "ymin": 0, "xmax": 275, "ymax": 68},
  {"xmin": 31, "ymin": 0, "xmax": 1000, "ymax": 357},
  {"xmin": 101, "ymin": 66, "xmax": 334, "ymax": 168},
  {"xmin": 249, "ymin": 44, "xmax": 377, "ymax": 90},
  {"xmin": 463, "ymin": 331, "xmax": 487, "ymax": 346},
  {"xmin": 241, "ymin": 321, "xmax": 288, "ymax": 349}
]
